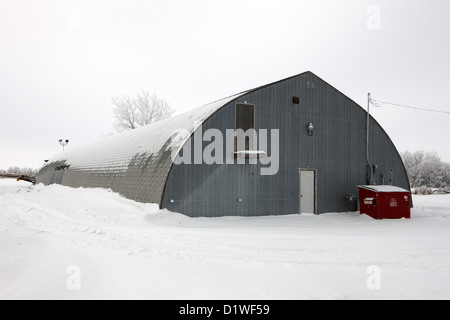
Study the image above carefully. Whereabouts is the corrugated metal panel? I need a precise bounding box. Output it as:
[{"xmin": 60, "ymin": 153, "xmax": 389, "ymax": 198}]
[{"xmin": 162, "ymin": 72, "xmax": 410, "ymax": 216}]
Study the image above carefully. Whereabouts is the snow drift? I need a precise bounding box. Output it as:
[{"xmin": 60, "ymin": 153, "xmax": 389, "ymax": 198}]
[{"xmin": 1, "ymin": 179, "xmax": 450, "ymax": 300}]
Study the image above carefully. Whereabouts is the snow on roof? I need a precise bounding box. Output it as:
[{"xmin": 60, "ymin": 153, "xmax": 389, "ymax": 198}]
[
  {"xmin": 358, "ymin": 185, "xmax": 410, "ymax": 193},
  {"xmin": 39, "ymin": 91, "xmax": 249, "ymax": 204},
  {"xmin": 46, "ymin": 91, "xmax": 247, "ymax": 171}
]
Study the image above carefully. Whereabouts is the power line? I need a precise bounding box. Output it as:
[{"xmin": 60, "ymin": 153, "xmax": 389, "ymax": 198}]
[{"xmin": 370, "ymin": 98, "xmax": 450, "ymax": 115}]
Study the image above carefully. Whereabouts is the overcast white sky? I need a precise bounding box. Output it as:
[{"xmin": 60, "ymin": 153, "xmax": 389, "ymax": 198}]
[{"xmin": 1, "ymin": 0, "xmax": 449, "ymax": 170}]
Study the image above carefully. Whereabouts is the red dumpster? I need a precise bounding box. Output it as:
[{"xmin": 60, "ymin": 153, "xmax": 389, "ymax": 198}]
[{"xmin": 357, "ymin": 186, "xmax": 411, "ymax": 219}]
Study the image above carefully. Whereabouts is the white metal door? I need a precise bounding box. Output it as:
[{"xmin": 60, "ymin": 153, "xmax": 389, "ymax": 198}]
[{"xmin": 300, "ymin": 170, "xmax": 315, "ymax": 214}]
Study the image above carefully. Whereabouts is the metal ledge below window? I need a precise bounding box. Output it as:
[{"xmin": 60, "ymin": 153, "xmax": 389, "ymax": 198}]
[
  {"xmin": 55, "ymin": 165, "xmax": 70, "ymax": 171},
  {"xmin": 234, "ymin": 151, "xmax": 267, "ymax": 159}
]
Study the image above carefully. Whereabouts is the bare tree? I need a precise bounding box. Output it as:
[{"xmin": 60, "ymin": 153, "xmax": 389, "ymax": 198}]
[
  {"xmin": 112, "ymin": 91, "xmax": 175, "ymax": 132},
  {"xmin": 111, "ymin": 95, "xmax": 138, "ymax": 132}
]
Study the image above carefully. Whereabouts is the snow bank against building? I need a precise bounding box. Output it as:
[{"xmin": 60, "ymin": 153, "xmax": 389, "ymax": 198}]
[{"xmin": 1, "ymin": 180, "xmax": 450, "ymax": 299}]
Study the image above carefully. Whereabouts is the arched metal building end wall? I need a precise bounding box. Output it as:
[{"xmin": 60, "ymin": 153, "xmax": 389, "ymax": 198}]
[{"xmin": 162, "ymin": 71, "xmax": 411, "ymax": 217}]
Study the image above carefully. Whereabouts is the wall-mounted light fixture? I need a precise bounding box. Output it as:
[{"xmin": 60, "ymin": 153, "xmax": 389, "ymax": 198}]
[{"xmin": 307, "ymin": 122, "xmax": 314, "ymax": 136}]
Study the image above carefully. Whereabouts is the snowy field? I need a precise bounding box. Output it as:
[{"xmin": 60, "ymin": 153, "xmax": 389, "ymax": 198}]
[{"xmin": 1, "ymin": 179, "xmax": 450, "ymax": 300}]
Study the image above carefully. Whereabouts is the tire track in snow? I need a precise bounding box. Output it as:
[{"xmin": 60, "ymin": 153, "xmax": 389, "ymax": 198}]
[{"xmin": 3, "ymin": 182, "xmax": 450, "ymax": 271}]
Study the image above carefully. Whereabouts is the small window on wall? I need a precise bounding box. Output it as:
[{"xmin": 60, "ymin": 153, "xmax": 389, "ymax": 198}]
[{"xmin": 235, "ymin": 103, "xmax": 255, "ymax": 152}]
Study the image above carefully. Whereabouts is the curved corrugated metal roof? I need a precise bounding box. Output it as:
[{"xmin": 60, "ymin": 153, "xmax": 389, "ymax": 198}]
[
  {"xmin": 51, "ymin": 93, "xmax": 245, "ymax": 169},
  {"xmin": 37, "ymin": 90, "xmax": 249, "ymax": 204}
]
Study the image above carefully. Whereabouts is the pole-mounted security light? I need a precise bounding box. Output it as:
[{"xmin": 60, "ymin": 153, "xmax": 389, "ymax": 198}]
[{"xmin": 59, "ymin": 139, "xmax": 69, "ymax": 151}]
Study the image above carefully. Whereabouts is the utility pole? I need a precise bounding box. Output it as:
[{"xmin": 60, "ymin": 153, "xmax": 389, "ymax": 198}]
[{"xmin": 366, "ymin": 93, "xmax": 374, "ymax": 185}]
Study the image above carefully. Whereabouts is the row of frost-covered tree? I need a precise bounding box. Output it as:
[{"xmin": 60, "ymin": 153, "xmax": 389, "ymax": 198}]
[
  {"xmin": 402, "ymin": 151, "xmax": 450, "ymax": 194},
  {"xmin": 0, "ymin": 167, "xmax": 38, "ymax": 176}
]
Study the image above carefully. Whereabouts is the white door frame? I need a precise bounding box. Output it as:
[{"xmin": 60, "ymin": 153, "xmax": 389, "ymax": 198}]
[{"xmin": 298, "ymin": 168, "xmax": 317, "ymax": 214}]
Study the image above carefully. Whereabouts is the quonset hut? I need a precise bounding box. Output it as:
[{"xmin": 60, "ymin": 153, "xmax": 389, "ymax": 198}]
[{"xmin": 37, "ymin": 72, "xmax": 410, "ymax": 217}]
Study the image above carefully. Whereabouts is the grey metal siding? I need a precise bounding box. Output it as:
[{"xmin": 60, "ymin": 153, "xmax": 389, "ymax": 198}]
[{"xmin": 162, "ymin": 72, "xmax": 409, "ymax": 216}]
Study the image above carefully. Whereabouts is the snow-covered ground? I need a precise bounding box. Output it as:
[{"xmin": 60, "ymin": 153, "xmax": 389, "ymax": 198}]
[{"xmin": 1, "ymin": 179, "xmax": 450, "ymax": 300}]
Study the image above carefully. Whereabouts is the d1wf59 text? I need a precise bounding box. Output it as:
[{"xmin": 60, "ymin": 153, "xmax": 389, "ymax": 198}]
[{"xmin": 224, "ymin": 305, "xmax": 270, "ymax": 315}]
